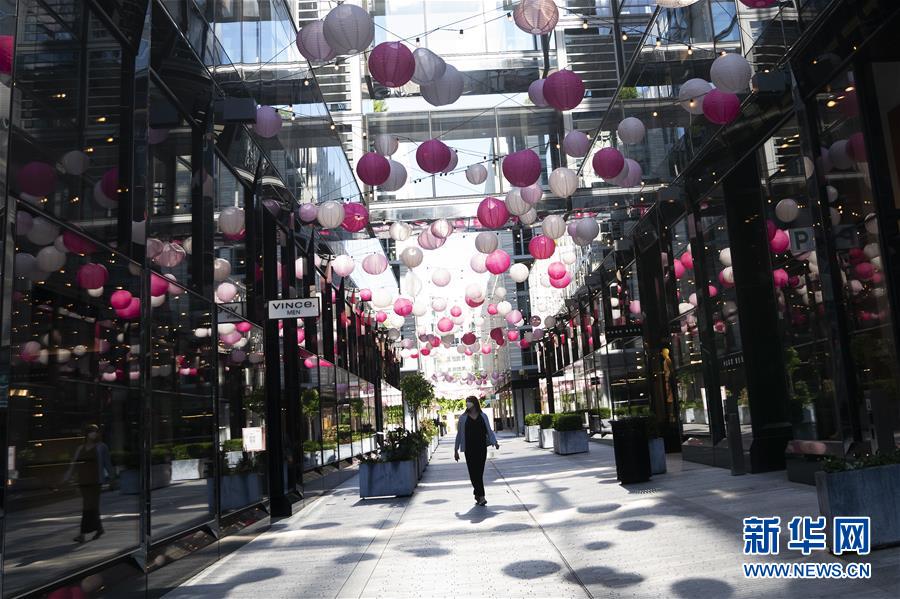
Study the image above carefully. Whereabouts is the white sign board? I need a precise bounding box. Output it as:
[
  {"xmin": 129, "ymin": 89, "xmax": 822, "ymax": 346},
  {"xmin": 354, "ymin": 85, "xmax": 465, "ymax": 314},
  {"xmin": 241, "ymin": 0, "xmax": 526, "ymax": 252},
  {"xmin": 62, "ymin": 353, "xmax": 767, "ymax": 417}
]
[
  {"xmin": 267, "ymin": 298, "xmax": 319, "ymax": 320},
  {"xmin": 242, "ymin": 427, "xmax": 265, "ymax": 452}
]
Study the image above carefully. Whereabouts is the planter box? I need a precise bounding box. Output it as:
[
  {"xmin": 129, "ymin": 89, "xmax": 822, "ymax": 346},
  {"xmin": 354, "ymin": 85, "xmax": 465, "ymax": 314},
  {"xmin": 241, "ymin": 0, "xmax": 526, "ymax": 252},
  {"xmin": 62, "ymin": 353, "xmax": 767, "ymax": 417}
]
[
  {"xmin": 815, "ymin": 464, "xmax": 900, "ymax": 549},
  {"xmin": 171, "ymin": 459, "xmax": 204, "ymax": 481},
  {"xmin": 417, "ymin": 448, "xmax": 428, "ymax": 478},
  {"xmin": 211, "ymin": 473, "xmax": 265, "ymax": 512},
  {"xmin": 539, "ymin": 428, "xmax": 554, "ymax": 449},
  {"xmin": 553, "ymin": 430, "xmax": 589, "ymax": 455},
  {"xmin": 119, "ymin": 464, "xmax": 172, "ymax": 494},
  {"xmin": 225, "ymin": 450, "xmax": 243, "ymax": 468},
  {"xmin": 738, "ymin": 405, "xmax": 752, "ymax": 424},
  {"xmin": 525, "ymin": 425, "xmax": 540, "ymax": 442},
  {"xmin": 649, "ymin": 438, "xmax": 667, "ymax": 475},
  {"xmin": 359, "ymin": 460, "xmax": 417, "ymax": 498},
  {"xmin": 682, "ymin": 408, "xmax": 708, "ymax": 425}
]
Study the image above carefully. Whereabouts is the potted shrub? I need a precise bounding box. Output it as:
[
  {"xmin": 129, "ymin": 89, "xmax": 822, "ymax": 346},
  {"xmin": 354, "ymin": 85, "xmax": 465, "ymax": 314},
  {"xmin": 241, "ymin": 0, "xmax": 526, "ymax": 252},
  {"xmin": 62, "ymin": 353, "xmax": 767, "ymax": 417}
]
[
  {"xmin": 359, "ymin": 428, "xmax": 419, "ymax": 498},
  {"xmin": 553, "ymin": 413, "xmax": 589, "ymax": 455},
  {"xmin": 524, "ymin": 414, "xmax": 541, "ymax": 442},
  {"xmin": 539, "ymin": 414, "xmax": 555, "ymax": 449},
  {"xmin": 171, "ymin": 442, "xmax": 212, "ymax": 481},
  {"xmin": 399, "ymin": 373, "xmax": 434, "ymax": 431},
  {"xmin": 816, "ymin": 450, "xmax": 900, "ymax": 549}
]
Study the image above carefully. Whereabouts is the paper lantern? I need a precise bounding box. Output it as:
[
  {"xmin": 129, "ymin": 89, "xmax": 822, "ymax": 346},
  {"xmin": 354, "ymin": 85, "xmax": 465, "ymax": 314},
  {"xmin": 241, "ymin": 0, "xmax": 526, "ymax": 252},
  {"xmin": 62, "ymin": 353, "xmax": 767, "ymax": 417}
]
[
  {"xmin": 0, "ymin": 35, "xmax": 12, "ymax": 75},
  {"xmin": 575, "ymin": 218, "xmax": 599, "ymax": 242},
  {"xmin": 437, "ymin": 317, "xmax": 454, "ymax": 333},
  {"xmin": 213, "ymin": 258, "xmax": 232, "ymax": 282},
  {"xmin": 451, "ymin": 304, "xmax": 465, "ymax": 317},
  {"xmin": 563, "ymin": 130, "xmax": 591, "ymax": 157},
  {"xmin": 520, "ymin": 209, "xmax": 538, "ymax": 225},
  {"xmin": 773, "ymin": 268, "xmax": 789, "ymax": 288},
  {"xmin": 316, "ymin": 201, "xmax": 345, "ymax": 229},
  {"xmin": 432, "ymin": 297, "xmax": 447, "ymax": 312},
  {"xmin": 416, "ymin": 139, "xmax": 452, "ymax": 173},
  {"xmin": 477, "ymin": 196, "xmax": 509, "ymax": 229},
  {"xmin": 485, "ymin": 249, "xmax": 511, "ymax": 275},
  {"xmin": 528, "ymin": 79, "xmax": 548, "ymax": 107},
  {"xmin": 505, "ymin": 188, "xmax": 531, "ymax": 216},
  {"xmin": 770, "ymin": 229, "xmax": 790, "ymax": 253},
  {"xmin": 417, "ymin": 228, "xmax": 446, "ymax": 250},
  {"xmin": 420, "ymin": 64, "xmax": 464, "ymax": 107},
  {"xmin": 465, "ymin": 283, "xmax": 484, "ymax": 301},
  {"xmin": 542, "ymin": 70, "xmax": 585, "ymax": 112},
  {"xmin": 390, "ymin": 221, "xmax": 412, "ymax": 241},
  {"xmin": 673, "ymin": 258, "xmax": 685, "ymax": 279},
  {"xmin": 828, "ymin": 139, "xmax": 852, "ymax": 171},
  {"xmin": 550, "ymin": 273, "xmax": 571, "ymax": 289},
  {"xmin": 549, "ymin": 167, "xmax": 578, "ymax": 198},
  {"xmin": 442, "ymin": 150, "xmax": 459, "ymax": 174},
  {"xmin": 703, "ymin": 89, "xmax": 741, "ymax": 125},
  {"xmin": 110, "ymin": 290, "xmax": 133, "ymax": 310},
  {"xmin": 61, "ymin": 231, "xmax": 95, "ymax": 254},
  {"xmin": 362, "ymin": 254, "xmax": 388, "ymax": 275},
  {"xmin": 218, "ymin": 207, "xmax": 245, "ymax": 235},
  {"xmin": 342, "ymin": 202, "xmax": 369, "ymax": 233},
  {"xmin": 216, "ymin": 282, "xmax": 237, "ymax": 302},
  {"xmin": 529, "ymin": 235, "xmax": 555, "ymax": 259},
  {"xmin": 431, "ymin": 269, "xmax": 451, "ymax": 287},
  {"xmin": 32, "ymin": 246, "xmax": 63, "ymax": 273},
  {"xmin": 505, "ymin": 309, "xmax": 523, "ymax": 325},
  {"xmin": 298, "ymin": 203, "xmax": 318, "ymax": 223},
  {"xmin": 502, "ymin": 149, "xmax": 541, "ymax": 187},
  {"xmin": 254, "ymin": 106, "xmax": 282, "ymax": 138},
  {"xmin": 612, "ymin": 158, "xmax": 642, "ymax": 187},
  {"xmin": 26, "ymin": 217, "xmax": 59, "ymax": 245},
  {"xmin": 678, "ymin": 78, "xmax": 713, "ymax": 114},
  {"xmin": 520, "ymin": 183, "xmax": 543, "ymax": 205},
  {"xmin": 394, "ymin": 297, "xmax": 413, "ymax": 317},
  {"xmin": 431, "ymin": 218, "xmax": 453, "ymax": 239},
  {"xmin": 617, "ymin": 117, "xmax": 646, "ymax": 145},
  {"xmin": 475, "ymin": 232, "xmax": 499, "ymax": 254},
  {"xmin": 487, "ymin": 303, "xmax": 498, "ymax": 315},
  {"xmin": 62, "ymin": 150, "xmax": 90, "ymax": 176},
  {"xmin": 847, "ymin": 132, "xmax": 866, "ymax": 163},
  {"xmin": 380, "ymin": 159, "xmax": 407, "ymax": 192},
  {"xmin": 400, "ymin": 246, "xmax": 423, "ymax": 268},
  {"xmin": 548, "ymin": 262, "xmax": 567, "ymax": 279},
  {"xmin": 18, "ymin": 162, "xmax": 58, "ymax": 197},
  {"xmin": 711, "ymin": 53, "xmax": 752, "ymax": 94},
  {"xmin": 470, "ymin": 253, "xmax": 487, "ymax": 273},
  {"xmin": 374, "ymin": 133, "xmax": 400, "ymax": 158},
  {"xmin": 368, "ymin": 42, "xmax": 415, "ymax": 87},
  {"xmin": 411, "ymin": 47, "xmax": 446, "ymax": 85},
  {"xmin": 323, "ymin": 3, "xmax": 374, "ymax": 54},
  {"xmin": 561, "ymin": 250, "xmax": 576, "ymax": 265},
  {"xmin": 514, "ymin": 0, "xmax": 559, "ymax": 35},
  {"xmin": 356, "ymin": 152, "xmax": 391, "ymax": 186},
  {"xmin": 509, "ymin": 263, "xmax": 530, "ymax": 283},
  {"xmin": 592, "ymin": 147, "xmax": 626, "ymax": 180},
  {"xmin": 466, "ymin": 164, "xmax": 488, "ymax": 185},
  {"xmin": 296, "ymin": 20, "xmax": 336, "ymax": 62},
  {"xmin": 719, "ymin": 248, "xmax": 732, "ymax": 267},
  {"xmin": 541, "ymin": 215, "xmax": 566, "ymax": 239},
  {"xmin": 775, "ymin": 199, "xmax": 799, "ymax": 223},
  {"xmin": 77, "ymin": 263, "xmax": 108, "ymax": 289}
]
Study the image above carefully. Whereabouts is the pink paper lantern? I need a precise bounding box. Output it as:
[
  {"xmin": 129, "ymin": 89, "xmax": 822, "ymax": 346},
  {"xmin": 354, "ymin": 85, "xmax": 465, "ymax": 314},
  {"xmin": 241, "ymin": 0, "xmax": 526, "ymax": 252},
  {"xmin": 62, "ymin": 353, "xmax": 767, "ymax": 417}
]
[
  {"xmin": 254, "ymin": 106, "xmax": 282, "ymax": 138},
  {"xmin": 236, "ymin": 321, "xmax": 253, "ymax": 333},
  {"xmin": 110, "ymin": 290, "xmax": 133, "ymax": 310},
  {"xmin": 505, "ymin": 310, "xmax": 523, "ymax": 325},
  {"xmin": 681, "ymin": 251, "xmax": 694, "ymax": 270},
  {"xmin": 766, "ymin": 219, "xmax": 778, "ymax": 240},
  {"xmin": 521, "ymin": 183, "xmax": 543, "ymax": 205},
  {"xmin": 416, "ymin": 139, "xmax": 452, "ymax": 174},
  {"xmin": 417, "ymin": 228, "xmax": 446, "ymax": 250},
  {"xmin": 76, "ymin": 263, "xmax": 108, "ymax": 289},
  {"xmin": 150, "ymin": 273, "xmax": 170, "ymax": 296},
  {"xmin": 563, "ymin": 130, "xmax": 591, "ymax": 157},
  {"xmin": 502, "ymin": 149, "xmax": 542, "ymax": 187},
  {"xmin": 770, "ymin": 229, "xmax": 790, "ymax": 253},
  {"xmin": 375, "ymin": 311, "xmax": 387, "ymax": 323},
  {"xmin": 528, "ymin": 235, "xmax": 556, "ymax": 259},
  {"xmin": 299, "ymin": 203, "xmax": 318, "ymax": 223},
  {"xmin": 342, "ymin": 202, "xmax": 370, "ymax": 232},
  {"xmin": 360, "ymin": 288, "xmax": 373, "ymax": 301},
  {"xmin": 707, "ymin": 284, "xmax": 719, "ymax": 298},
  {"xmin": 773, "ymin": 268, "xmax": 789, "ymax": 288},
  {"xmin": 368, "ymin": 42, "xmax": 415, "ymax": 87},
  {"xmin": 548, "ymin": 261, "xmax": 567, "ymax": 279},
  {"xmin": 480, "ymin": 343, "xmax": 492, "ymax": 355},
  {"xmin": 466, "ymin": 297, "xmax": 484, "ymax": 308},
  {"xmin": 550, "ymin": 273, "xmax": 572, "ymax": 289},
  {"xmin": 542, "ymin": 70, "xmax": 585, "ymax": 112},
  {"xmin": 394, "ymin": 297, "xmax": 413, "ymax": 317},
  {"xmin": 477, "ymin": 196, "xmax": 509, "ymax": 229},
  {"xmin": 362, "ymin": 254, "xmax": 388, "ymax": 275},
  {"xmin": 703, "ymin": 89, "xmax": 741, "ymax": 125},
  {"xmin": 437, "ymin": 317, "xmax": 454, "ymax": 333},
  {"xmin": 528, "ymin": 79, "xmax": 548, "ymax": 107},
  {"xmin": 356, "ymin": 152, "xmax": 391, "ymax": 186},
  {"xmin": 450, "ymin": 306, "xmax": 462, "ymax": 317},
  {"xmin": 514, "ymin": 0, "xmax": 559, "ymax": 35},
  {"xmin": 519, "ymin": 339, "xmax": 530, "ymax": 349},
  {"xmin": 18, "ymin": 162, "xmax": 58, "ymax": 197},
  {"xmin": 673, "ymin": 258, "xmax": 685, "ymax": 279},
  {"xmin": 487, "ymin": 303, "xmax": 498, "ymax": 315},
  {"xmin": 592, "ymin": 148, "xmax": 625, "ymax": 180},
  {"xmin": 118, "ymin": 297, "xmax": 141, "ymax": 320},
  {"xmin": 855, "ymin": 262, "xmax": 875, "ymax": 280},
  {"xmin": 485, "ymin": 249, "xmax": 511, "ymax": 275},
  {"xmin": 507, "ymin": 330, "xmax": 520, "ymax": 342},
  {"xmin": 62, "ymin": 231, "xmax": 97, "ymax": 254}
]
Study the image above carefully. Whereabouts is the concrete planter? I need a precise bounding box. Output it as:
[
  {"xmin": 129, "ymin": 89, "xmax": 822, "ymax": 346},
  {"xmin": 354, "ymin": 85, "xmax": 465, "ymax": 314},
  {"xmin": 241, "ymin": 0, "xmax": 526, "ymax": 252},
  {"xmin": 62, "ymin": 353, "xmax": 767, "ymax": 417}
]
[
  {"xmin": 539, "ymin": 428, "xmax": 554, "ymax": 449},
  {"xmin": 211, "ymin": 473, "xmax": 265, "ymax": 512},
  {"xmin": 359, "ymin": 460, "xmax": 417, "ymax": 498},
  {"xmin": 525, "ymin": 425, "xmax": 540, "ymax": 442},
  {"xmin": 171, "ymin": 458, "xmax": 204, "ymax": 481},
  {"xmin": 553, "ymin": 430, "xmax": 589, "ymax": 455},
  {"xmin": 738, "ymin": 405, "xmax": 752, "ymax": 424},
  {"xmin": 119, "ymin": 464, "xmax": 172, "ymax": 494},
  {"xmin": 682, "ymin": 408, "xmax": 707, "ymax": 425},
  {"xmin": 815, "ymin": 464, "xmax": 900, "ymax": 549},
  {"xmin": 649, "ymin": 438, "xmax": 667, "ymax": 475},
  {"xmin": 417, "ymin": 448, "xmax": 428, "ymax": 478}
]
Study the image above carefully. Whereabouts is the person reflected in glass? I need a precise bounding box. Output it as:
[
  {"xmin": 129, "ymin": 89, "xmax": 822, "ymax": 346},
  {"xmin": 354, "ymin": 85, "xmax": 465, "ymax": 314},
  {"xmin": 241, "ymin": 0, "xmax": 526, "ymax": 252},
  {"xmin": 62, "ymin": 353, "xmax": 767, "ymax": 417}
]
[
  {"xmin": 454, "ymin": 396, "xmax": 499, "ymax": 506},
  {"xmin": 64, "ymin": 424, "xmax": 113, "ymax": 543}
]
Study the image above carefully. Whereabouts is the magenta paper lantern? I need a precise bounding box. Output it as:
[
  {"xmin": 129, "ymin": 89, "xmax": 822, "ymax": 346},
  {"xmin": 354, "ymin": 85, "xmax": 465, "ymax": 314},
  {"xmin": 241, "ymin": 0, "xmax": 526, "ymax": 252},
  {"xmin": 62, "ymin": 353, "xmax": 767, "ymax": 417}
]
[
  {"xmin": 563, "ymin": 130, "xmax": 591, "ymax": 158},
  {"xmin": 528, "ymin": 235, "xmax": 556, "ymax": 259},
  {"xmin": 77, "ymin": 263, "xmax": 108, "ymax": 289},
  {"xmin": 502, "ymin": 149, "xmax": 542, "ymax": 187},
  {"xmin": 236, "ymin": 321, "xmax": 253, "ymax": 333},
  {"xmin": 341, "ymin": 202, "xmax": 370, "ymax": 232},
  {"xmin": 766, "ymin": 219, "xmax": 778, "ymax": 240},
  {"xmin": 855, "ymin": 262, "xmax": 875, "ymax": 280},
  {"xmin": 437, "ymin": 317, "xmax": 454, "ymax": 333},
  {"xmin": 150, "ymin": 273, "xmax": 170, "ymax": 296},
  {"xmin": 0, "ymin": 35, "xmax": 12, "ymax": 75},
  {"xmin": 773, "ymin": 268, "xmax": 789, "ymax": 288},
  {"xmin": 368, "ymin": 42, "xmax": 415, "ymax": 87},
  {"xmin": 299, "ymin": 203, "xmax": 318, "ymax": 223},
  {"xmin": 63, "ymin": 231, "xmax": 97, "ymax": 254},
  {"xmin": 487, "ymin": 303, "xmax": 498, "ymax": 315},
  {"xmin": 681, "ymin": 251, "xmax": 694, "ymax": 270},
  {"xmin": 519, "ymin": 339, "xmax": 530, "ymax": 349},
  {"xmin": 514, "ymin": 0, "xmax": 559, "ymax": 35},
  {"xmin": 485, "ymin": 249, "xmax": 511, "ymax": 275},
  {"xmin": 254, "ymin": 106, "xmax": 282, "ymax": 138},
  {"xmin": 703, "ymin": 89, "xmax": 741, "ymax": 125},
  {"xmin": 101, "ymin": 167, "xmax": 120, "ymax": 201},
  {"xmin": 356, "ymin": 152, "xmax": 390, "ymax": 186},
  {"xmin": 462, "ymin": 332, "xmax": 477, "ymax": 345},
  {"xmin": 18, "ymin": 161, "xmax": 58, "ymax": 197},
  {"xmin": 548, "ymin": 261, "xmax": 567, "ymax": 279},
  {"xmin": 416, "ymin": 139, "xmax": 452, "ymax": 173},
  {"xmin": 528, "ymin": 79, "xmax": 548, "ymax": 107},
  {"xmin": 550, "ymin": 273, "xmax": 572, "ymax": 289},
  {"xmin": 394, "ymin": 297, "xmax": 413, "ymax": 317},
  {"xmin": 375, "ymin": 311, "xmax": 387, "ymax": 323},
  {"xmin": 110, "ymin": 290, "xmax": 133, "ymax": 310},
  {"xmin": 543, "ymin": 70, "xmax": 585, "ymax": 112},
  {"xmin": 592, "ymin": 148, "xmax": 625, "ymax": 180},
  {"xmin": 740, "ymin": 0, "xmax": 777, "ymax": 7},
  {"xmin": 770, "ymin": 229, "xmax": 790, "ymax": 253},
  {"xmin": 477, "ymin": 196, "xmax": 509, "ymax": 229},
  {"xmin": 420, "ymin": 347, "xmax": 431, "ymax": 357},
  {"xmin": 118, "ymin": 297, "xmax": 141, "ymax": 320},
  {"xmin": 360, "ymin": 288, "xmax": 373, "ymax": 301},
  {"xmin": 507, "ymin": 330, "xmax": 520, "ymax": 342}
]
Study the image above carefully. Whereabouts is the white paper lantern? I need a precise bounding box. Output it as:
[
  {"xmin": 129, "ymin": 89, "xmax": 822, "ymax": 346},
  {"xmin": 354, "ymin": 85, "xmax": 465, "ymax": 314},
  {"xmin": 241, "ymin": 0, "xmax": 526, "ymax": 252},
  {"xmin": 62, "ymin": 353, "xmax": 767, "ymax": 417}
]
[
  {"xmin": 362, "ymin": 253, "xmax": 389, "ymax": 275},
  {"xmin": 563, "ymin": 130, "xmax": 591, "ymax": 158},
  {"xmin": 864, "ymin": 213, "xmax": 878, "ymax": 235},
  {"xmin": 380, "ymin": 160, "xmax": 407, "ymax": 192},
  {"xmin": 218, "ymin": 207, "xmax": 245, "ymax": 236},
  {"xmin": 35, "ymin": 246, "xmax": 66, "ymax": 272},
  {"xmin": 27, "ymin": 217, "xmax": 60, "ymax": 246},
  {"xmin": 254, "ymin": 106, "xmax": 282, "ymax": 139},
  {"xmin": 87, "ymin": 287, "xmax": 104, "ymax": 298},
  {"xmin": 466, "ymin": 164, "xmax": 488, "ymax": 185},
  {"xmin": 442, "ymin": 150, "xmax": 459, "ymax": 174},
  {"xmin": 62, "ymin": 151, "xmax": 90, "ymax": 175},
  {"xmin": 420, "ymin": 65, "xmax": 464, "ymax": 107},
  {"xmin": 332, "ymin": 255, "xmax": 354, "ymax": 277},
  {"xmin": 826, "ymin": 185, "xmax": 839, "ymax": 203},
  {"xmin": 430, "ymin": 218, "xmax": 453, "ymax": 239},
  {"xmin": 829, "ymin": 140, "xmax": 853, "ymax": 170},
  {"xmin": 505, "ymin": 188, "xmax": 531, "ymax": 216},
  {"xmin": 722, "ymin": 266, "xmax": 735, "ymax": 284},
  {"xmin": 710, "ymin": 53, "xmax": 753, "ymax": 94},
  {"xmin": 719, "ymin": 248, "xmax": 732, "ymax": 267},
  {"xmin": 374, "ymin": 134, "xmax": 399, "ymax": 156},
  {"xmin": 432, "ymin": 268, "xmax": 451, "ymax": 287},
  {"xmin": 317, "ymin": 201, "xmax": 345, "ymax": 229},
  {"xmin": 541, "ymin": 214, "xmax": 566, "ymax": 239},
  {"xmin": 775, "ymin": 199, "xmax": 800, "ymax": 223},
  {"xmin": 548, "ymin": 167, "xmax": 578, "ymax": 198},
  {"xmin": 475, "ymin": 232, "xmax": 499, "ymax": 254},
  {"xmin": 561, "ymin": 250, "xmax": 576, "ymax": 265},
  {"xmin": 497, "ymin": 301, "xmax": 512, "ymax": 316},
  {"xmin": 323, "ymin": 3, "xmax": 374, "ymax": 55},
  {"xmin": 575, "ymin": 218, "xmax": 599, "ymax": 242},
  {"xmin": 432, "ymin": 297, "xmax": 447, "ymax": 312},
  {"xmin": 678, "ymin": 78, "xmax": 713, "ymax": 115},
  {"xmin": 372, "ymin": 288, "xmax": 392, "ymax": 308},
  {"xmin": 403, "ymin": 273, "xmax": 422, "ymax": 296},
  {"xmin": 400, "ymin": 246, "xmax": 423, "ymax": 268},
  {"xmin": 830, "ymin": 207, "xmax": 841, "ymax": 226},
  {"xmin": 494, "ymin": 287, "xmax": 507, "ymax": 300},
  {"xmin": 514, "ymin": 0, "xmax": 559, "ymax": 35},
  {"xmin": 509, "ymin": 263, "xmax": 530, "ymax": 283},
  {"xmin": 520, "ymin": 208, "xmax": 538, "ymax": 225},
  {"xmin": 470, "ymin": 253, "xmax": 487, "ymax": 273},
  {"xmin": 390, "ymin": 221, "xmax": 412, "ymax": 241},
  {"xmin": 411, "ymin": 47, "xmax": 446, "ymax": 85},
  {"xmin": 617, "ymin": 117, "xmax": 646, "ymax": 145},
  {"xmin": 466, "ymin": 283, "xmax": 485, "ymax": 301},
  {"xmin": 296, "ymin": 20, "xmax": 336, "ymax": 63}
]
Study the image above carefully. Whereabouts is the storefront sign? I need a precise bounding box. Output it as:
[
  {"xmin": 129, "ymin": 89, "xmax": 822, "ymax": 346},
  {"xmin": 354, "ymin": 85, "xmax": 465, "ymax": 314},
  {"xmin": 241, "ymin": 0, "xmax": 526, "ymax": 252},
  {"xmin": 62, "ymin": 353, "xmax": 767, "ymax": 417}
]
[
  {"xmin": 242, "ymin": 427, "xmax": 265, "ymax": 451},
  {"xmin": 267, "ymin": 298, "xmax": 319, "ymax": 319},
  {"xmin": 720, "ymin": 352, "xmax": 744, "ymax": 368},
  {"xmin": 605, "ymin": 324, "xmax": 643, "ymax": 339},
  {"xmin": 788, "ymin": 227, "xmax": 816, "ymax": 254}
]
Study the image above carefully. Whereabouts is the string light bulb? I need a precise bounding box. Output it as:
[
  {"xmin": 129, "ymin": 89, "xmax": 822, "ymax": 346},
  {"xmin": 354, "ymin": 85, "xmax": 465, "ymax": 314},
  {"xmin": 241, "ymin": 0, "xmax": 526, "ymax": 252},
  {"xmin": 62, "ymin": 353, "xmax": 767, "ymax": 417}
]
[
  {"xmin": 656, "ymin": 37, "xmax": 662, "ymax": 48},
  {"xmin": 459, "ymin": 29, "xmax": 464, "ymax": 39},
  {"xmin": 506, "ymin": 12, "xmax": 512, "ymax": 21},
  {"xmin": 621, "ymin": 32, "xmax": 628, "ymax": 41},
  {"xmin": 582, "ymin": 20, "xmax": 589, "ymax": 30},
  {"xmin": 687, "ymin": 45, "xmax": 693, "ymax": 55}
]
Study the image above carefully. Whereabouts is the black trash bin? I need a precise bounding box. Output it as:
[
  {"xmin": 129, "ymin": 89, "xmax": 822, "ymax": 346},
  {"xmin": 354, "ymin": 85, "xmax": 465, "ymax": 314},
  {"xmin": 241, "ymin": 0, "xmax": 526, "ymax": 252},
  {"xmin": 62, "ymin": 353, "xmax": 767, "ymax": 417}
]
[{"xmin": 611, "ymin": 417, "xmax": 651, "ymax": 484}]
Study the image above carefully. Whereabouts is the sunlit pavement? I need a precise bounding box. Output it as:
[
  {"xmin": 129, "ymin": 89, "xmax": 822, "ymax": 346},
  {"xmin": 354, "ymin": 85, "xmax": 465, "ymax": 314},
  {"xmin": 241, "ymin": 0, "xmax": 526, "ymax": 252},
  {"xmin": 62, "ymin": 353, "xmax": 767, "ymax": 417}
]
[{"xmin": 167, "ymin": 435, "xmax": 900, "ymax": 598}]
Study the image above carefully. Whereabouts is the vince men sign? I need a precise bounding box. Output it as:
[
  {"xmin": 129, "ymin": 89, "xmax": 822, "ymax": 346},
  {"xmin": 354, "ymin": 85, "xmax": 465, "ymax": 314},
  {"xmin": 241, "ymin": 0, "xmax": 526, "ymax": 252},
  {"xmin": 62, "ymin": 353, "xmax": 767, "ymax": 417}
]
[{"xmin": 267, "ymin": 298, "xmax": 320, "ymax": 319}]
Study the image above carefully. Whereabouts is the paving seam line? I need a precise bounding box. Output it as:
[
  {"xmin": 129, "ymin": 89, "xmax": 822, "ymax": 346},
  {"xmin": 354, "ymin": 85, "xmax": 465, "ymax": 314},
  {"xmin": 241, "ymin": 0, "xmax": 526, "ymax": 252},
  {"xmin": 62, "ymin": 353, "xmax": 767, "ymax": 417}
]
[{"xmin": 488, "ymin": 456, "xmax": 594, "ymax": 599}]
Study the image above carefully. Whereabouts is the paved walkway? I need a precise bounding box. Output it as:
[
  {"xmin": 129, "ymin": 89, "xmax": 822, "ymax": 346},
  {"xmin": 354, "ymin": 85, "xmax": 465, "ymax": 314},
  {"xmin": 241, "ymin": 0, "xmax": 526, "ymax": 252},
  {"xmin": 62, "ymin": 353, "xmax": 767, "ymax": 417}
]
[{"xmin": 167, "ymin": 435, "xmax": 899, "ymax": 598}]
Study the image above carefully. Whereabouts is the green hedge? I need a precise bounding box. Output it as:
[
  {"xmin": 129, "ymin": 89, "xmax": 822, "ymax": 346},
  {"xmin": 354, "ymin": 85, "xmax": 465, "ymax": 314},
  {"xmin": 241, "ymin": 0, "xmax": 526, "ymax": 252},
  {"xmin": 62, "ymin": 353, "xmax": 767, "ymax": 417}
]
[
  {"xmin": 539, "ymin": 414, "xmax": 554, "ymax": 429},
  {"xmin": 525, "ymin": 413, "xmax": 542, "ymax": 426},
  {"xmin": 590, "ymin": 407, "xmax": 611, "ymax": 419},
  {"xmin": 555, "ymin": 413, "xmax": 584, "ymax": 432}
]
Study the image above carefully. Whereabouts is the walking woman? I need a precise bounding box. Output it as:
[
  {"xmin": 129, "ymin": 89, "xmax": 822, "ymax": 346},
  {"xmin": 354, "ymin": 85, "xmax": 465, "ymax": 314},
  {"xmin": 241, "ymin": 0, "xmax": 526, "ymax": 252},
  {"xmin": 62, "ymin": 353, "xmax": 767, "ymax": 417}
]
[
  {"xmin": 64, "ymin": 424, "xmax": 113, "ymax": 543},
  {"xmin": 454, "ymin": 396, "xmax": 499, "ymax": 506}
]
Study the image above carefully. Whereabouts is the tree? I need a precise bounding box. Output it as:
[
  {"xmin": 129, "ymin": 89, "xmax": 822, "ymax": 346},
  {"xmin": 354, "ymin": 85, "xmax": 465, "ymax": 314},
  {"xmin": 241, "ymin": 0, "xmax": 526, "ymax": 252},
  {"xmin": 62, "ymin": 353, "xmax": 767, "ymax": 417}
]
[
  {"xmin": 300, "ymin": 388, "xmax": 320, "ymax": 440},
  {"xmin": 436, "ymin": 397, "xmax": 465, "ymax": 416},
  {"xmin": 399, "ymin": 373, "xmax": 434, "ymax": 430}
]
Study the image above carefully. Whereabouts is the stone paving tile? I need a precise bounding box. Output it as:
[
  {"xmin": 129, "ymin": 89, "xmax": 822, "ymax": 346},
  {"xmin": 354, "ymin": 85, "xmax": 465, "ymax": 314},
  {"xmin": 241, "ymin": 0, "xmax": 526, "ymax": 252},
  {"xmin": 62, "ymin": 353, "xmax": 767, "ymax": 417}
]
[{"xmin": 168, "ymin": 435, "xmax": 899, "ymax": 599}]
